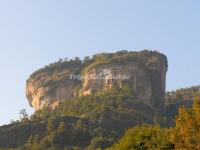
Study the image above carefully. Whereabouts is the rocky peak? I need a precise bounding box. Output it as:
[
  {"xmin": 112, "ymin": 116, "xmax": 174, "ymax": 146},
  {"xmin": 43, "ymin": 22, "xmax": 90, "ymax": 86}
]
[{"xmin": 26, "ymin": 50, "xmax": 168, "ymax": 111}]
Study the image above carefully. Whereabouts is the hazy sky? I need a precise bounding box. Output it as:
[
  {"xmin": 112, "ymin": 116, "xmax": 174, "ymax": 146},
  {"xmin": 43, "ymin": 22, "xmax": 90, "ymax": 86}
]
[{"xmin": 0, "ymin": 0, "xmax": 199, "ymax": 125}]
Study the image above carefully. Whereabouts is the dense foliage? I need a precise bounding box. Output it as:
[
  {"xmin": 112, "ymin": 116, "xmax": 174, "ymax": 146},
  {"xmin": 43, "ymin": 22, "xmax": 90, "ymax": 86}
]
[
  {"xmin": 1, "ymin": 89, "xmax": 200, "ymax": 149},
  {"xmin": 107, "ymin": 126, "xmax": 174, "ymax": 150},
  {"xmin": 31, "ymin": 89, "xmax": 154, "ymax": 123},
  {"xmin": 108, "ymin": 97, "xmax": 200, "ymax": 150},
  {"xmin": 170, "ymin": 96, "xmax": 200, "ymax": 149},
  {"xmin": 164, "ymin": 85, "xmax": 200, "ymax": 126},
  {"xmin": 166, "ymin": 85, "xmax": 200, "ymax": 105},
  {"xmin": 23, "ymin": 90, "xmax": 155, "ymax": 149}
]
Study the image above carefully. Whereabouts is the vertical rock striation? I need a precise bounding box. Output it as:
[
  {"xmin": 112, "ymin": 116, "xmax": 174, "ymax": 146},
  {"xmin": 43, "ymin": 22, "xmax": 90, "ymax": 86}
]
[{"xmin": 26, "ymin": 50, "xmax": 167, "ymax": 111}]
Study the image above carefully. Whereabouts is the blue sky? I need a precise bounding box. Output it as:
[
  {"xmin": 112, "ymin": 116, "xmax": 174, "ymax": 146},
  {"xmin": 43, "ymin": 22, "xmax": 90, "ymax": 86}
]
[{"xmin": 0, "ymin": 0, "xmax": 199, "ymax": 125}]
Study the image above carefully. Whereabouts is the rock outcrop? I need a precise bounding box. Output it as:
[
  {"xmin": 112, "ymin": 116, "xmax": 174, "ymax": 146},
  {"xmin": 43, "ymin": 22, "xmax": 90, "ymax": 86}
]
[
  {"xmin": 26, "ymin": 50, "xmax": 168, "ymax": 111},
  {"xmin": 26, "ymin": 63, "xmax": 82, "ymax": 110}
]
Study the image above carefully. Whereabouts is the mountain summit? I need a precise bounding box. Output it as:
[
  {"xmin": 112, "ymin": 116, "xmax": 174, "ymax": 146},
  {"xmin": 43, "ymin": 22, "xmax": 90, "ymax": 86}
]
[{"xmin": 26, "ymin": 50, "xmax": 168, "ymax": 112}]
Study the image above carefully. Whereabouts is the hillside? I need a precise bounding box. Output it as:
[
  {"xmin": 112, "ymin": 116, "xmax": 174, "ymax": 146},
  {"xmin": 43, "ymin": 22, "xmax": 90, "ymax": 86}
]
[
  {"xmin": 1, "ymin": 85, "xmax": 199, "ymax": 149},
  {"xmin": 164, "ymin": 85, "xmax": 200, "ymax": 126},
  {"xmin": 0, "ymin": 50, "xmax": 199, "ymax": 149},
  {"xmin": 0, "ymin": 91, "xmax": 156, "ymax": 149}
]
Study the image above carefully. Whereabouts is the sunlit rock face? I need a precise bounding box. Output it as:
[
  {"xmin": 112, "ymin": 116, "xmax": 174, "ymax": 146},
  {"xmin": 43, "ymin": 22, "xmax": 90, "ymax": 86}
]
[
  {"xmin": 26, "ymin": 50, "xmax": 167, "ymax": 111},
  {"xmin": 26, "ymin": 79, "xmax": 76, "ymax": 110},
  {"xmin": 26, "ymin": 63, "xmax": 81, "ymax": 110}
]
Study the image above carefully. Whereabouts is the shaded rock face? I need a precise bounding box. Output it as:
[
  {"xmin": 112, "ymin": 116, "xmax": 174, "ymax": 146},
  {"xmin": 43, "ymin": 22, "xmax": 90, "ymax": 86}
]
[
  {"xmin": 81, "ymin": 63, "xmax": 153, "ymax": 106},
  {"xmin": 26, "ymin": 51, "xmax": 167, "ymax": 111},
  {"xmin": 81, "ymin": 60, "xmax": 167, "ymax": 112}
]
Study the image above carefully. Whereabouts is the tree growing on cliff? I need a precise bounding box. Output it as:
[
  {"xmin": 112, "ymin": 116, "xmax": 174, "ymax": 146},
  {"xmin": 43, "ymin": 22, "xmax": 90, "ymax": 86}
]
[{"xmin": 19, "ymin": 109, "xmax": 29, "ymax": 122}]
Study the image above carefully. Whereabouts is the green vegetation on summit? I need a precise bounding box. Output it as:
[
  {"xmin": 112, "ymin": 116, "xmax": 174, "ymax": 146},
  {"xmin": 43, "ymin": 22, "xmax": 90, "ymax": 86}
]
[{"xmin": 0, "ymin": 50, "xmax": 199, "ymax": 150}]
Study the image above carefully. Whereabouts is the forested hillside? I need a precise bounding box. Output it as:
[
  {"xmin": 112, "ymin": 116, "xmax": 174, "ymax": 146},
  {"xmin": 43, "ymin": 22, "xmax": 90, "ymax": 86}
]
[
  {"xmin": 0, "ymin": 90, "xmax": 156, "ymax": 150},
  {"xmin": 0, "ymin": 85, "xmax": 200, "ymax": 149},
  {"xmin": 164, "ymin": 85, "xmax": 200, "ymax": 126}
]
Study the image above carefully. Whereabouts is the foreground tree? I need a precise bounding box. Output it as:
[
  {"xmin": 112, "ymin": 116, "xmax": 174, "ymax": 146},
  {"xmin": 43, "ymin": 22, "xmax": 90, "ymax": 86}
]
[
  {"xmin": 108, "ymin": 125, "xmax": 174, "ymax": 150},
  {"xmin": 170, "ymin": 96, "xmax": 200, "ymax": 149}
]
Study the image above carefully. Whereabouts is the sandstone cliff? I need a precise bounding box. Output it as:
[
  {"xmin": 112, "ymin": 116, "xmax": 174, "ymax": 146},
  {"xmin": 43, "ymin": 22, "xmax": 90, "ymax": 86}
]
[
  {"xmin": 26, "ymin": 62, "xmax": 82, "ymax": 110},
  {"xmin": 26, "ymin": 50, "xmax": 168, "ymax": 111}
]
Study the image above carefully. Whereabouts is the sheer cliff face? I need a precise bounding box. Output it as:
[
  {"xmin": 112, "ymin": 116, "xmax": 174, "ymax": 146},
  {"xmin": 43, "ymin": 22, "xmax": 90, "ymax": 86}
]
[
  {"xmin": 80, "ymin": 63, "xmax": 153, "ymax": 106},
  {"xmin": 26, "ymin": 79, "xmax": 76, "ymax": 110},
  {"xmin": 26, "ymin": 51, "xmax": 167, "ymax": 111},
  {"xmin": 81, "ymin": 57, "xmax": 167, "ymax": 111},
  {"xmin": 26, "ymin": 64, "xmax": 81, "ymax": 110}
]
